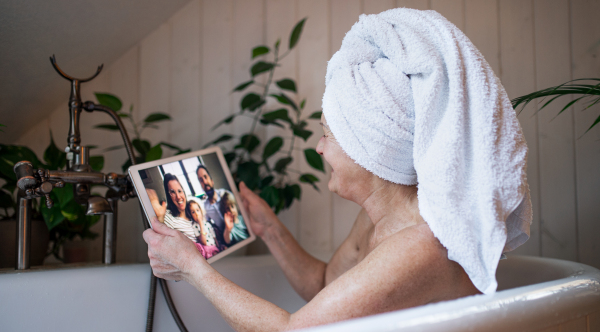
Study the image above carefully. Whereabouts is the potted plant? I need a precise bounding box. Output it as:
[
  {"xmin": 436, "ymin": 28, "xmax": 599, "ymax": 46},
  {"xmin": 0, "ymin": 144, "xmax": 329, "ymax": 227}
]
[
  {"xmin": 206, "ymin": 18, "xmax": 325, "ymax": 214},
  {"xmin": 0, "ymin": 135, "xmax": 104, "ymax": 265}
]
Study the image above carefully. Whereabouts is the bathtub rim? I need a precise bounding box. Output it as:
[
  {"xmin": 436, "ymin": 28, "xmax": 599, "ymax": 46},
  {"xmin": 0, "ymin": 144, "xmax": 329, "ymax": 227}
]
[{"xmin": 297, "ymin": 255, "xmax": 600, "ymax": 332}]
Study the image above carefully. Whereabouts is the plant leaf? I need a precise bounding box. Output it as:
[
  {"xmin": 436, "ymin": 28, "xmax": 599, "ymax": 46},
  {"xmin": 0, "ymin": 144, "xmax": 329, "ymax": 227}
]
[
  {"xmin": 146, "ymin": 144, "xmax": 163, "ymax": 162},
  {"xmin": 309, "ymin": 111, "xmax": 322, "ymax": 119},
  {"xmin": 293, "ymin": 127, "xmax": 312, "ymax": 141},
  {"xmin": 299, "ymin": 173, "xmax": 320, "ymax": 191},
  {"xmin": 274, "ymin": 157, "xmax": 293, "ymax": 174},
  {"xmin": 241, "ymin": 93, "xmax": 264, "ymax": 111},
  {"xmin": 260, "ymin": 185, "xmax": 280, "ymax": 208},
  {"xmin": 235, "ymin": 135, "xmax": 260, "ymax": 153},
  {"xmin": 260, "ymin": 176, "xmax": 274, "ymax": 189},
  {"xmin": 211, "ymin": 114, "xmax": 237, "ymax": 131},
  {"xmin": 274, "ymin": 39, "xmax": 281, "ymax": 52},
  {"xmin": 251, "ymin": 61, "xmax": 275, "ymax": 77},
  {"xmin": 94, "ymin": 124, "xmax": 120, "ymax": 131},
  {"xmin": 276, "ymin": 79, "xmax": 297, "ymax": 93},
  {"xmin": 159, "ymin": 142, "xmax": 186, "ymax": 152},
  {"xmin": 252, "ymin": 46, "xmax": 270, "ymax": 59},
  {"xmin": 224, "ymin": 152, "xmax": 237, "ymax": 166},
  {"xmin": 283, "ymin": 184, "xmax": 301, "ymax": 208},
  {"xmin": 269, "ymin": 93, "xmax": 298, "ymax": 111},
  {"xmin": 289, "ymin": 18, "xmax": 307, "ymax": 50},
  {"xmin": 263, "ymin": 137, "xmax": 284, "ymax": 160},
  {"xmin": 304, "ymin": 148, "xmax": 324, "ymax": 172},
  {"xmin": 89, "ymin": 156, "xmax": 104, "ymax": 172},
  {"xmin": 232, "ymin": 80, "xmax": 254, "ymax": 92},
  {"xmin": 95, "ymin": 93, "xmax": 122, "ymax": 112},
  {"xmin": 44, "ymin": 133, "xmax": 67, "ymax": 170},
  {"xmin": 144, "ymin": 113, "xmax": 171, "ymax": 123},
  {"xmin": 210, "ymin": 134, "xmax": 234, "ymax": 146},
  {"xmin": 132, "ymin": 139, "xmax": 151, "ymax": 155},
  {"xmin": 236, "ymin": 161, "xmax": 260, "ymax": 189},
  {"xmin": 584, "ymin": 113, "xmax": 600, "ymax": 135},
  {"xmin": 262, "ymin": 109, "xmax": 292, "ymax": 124}
]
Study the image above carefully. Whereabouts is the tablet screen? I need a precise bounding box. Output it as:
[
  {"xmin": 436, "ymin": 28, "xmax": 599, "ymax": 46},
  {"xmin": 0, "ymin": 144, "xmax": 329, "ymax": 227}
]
[{"xmin": 131, "ymin": 148, "xmax": 254, "ymax": 263}]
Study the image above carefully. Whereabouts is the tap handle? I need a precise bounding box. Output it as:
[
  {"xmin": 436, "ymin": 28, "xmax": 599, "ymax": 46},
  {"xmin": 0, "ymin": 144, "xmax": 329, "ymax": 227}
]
[{"xmin": 49, "ymin": 55, "xmax": 103, "ymax": 83}]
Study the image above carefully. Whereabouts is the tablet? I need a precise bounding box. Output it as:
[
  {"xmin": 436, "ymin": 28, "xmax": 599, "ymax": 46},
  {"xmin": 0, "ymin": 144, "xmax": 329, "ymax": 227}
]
[{"xmin": 128, "ymin": 146, "xmax": 255, "ymax": 264}]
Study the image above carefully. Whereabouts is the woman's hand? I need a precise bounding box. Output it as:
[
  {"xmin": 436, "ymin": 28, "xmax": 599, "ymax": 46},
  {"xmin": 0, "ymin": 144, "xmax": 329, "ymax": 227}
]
[
  {"xmin": 238, "ymin": 181, "xmax": 279, "ymax": 238},
  {"xmin": 143, "ymin": 218, "xmax": 208, "ymax": 281},
  {"xmin": 146, "ymin": 189, "xmax": 167, "ymax": 222}
]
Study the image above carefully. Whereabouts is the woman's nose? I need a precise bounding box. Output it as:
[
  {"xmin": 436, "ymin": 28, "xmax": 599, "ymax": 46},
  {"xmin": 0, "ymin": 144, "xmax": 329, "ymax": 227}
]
[{"xmin": 316, "ymin": 136, "xmax": 324, "ymax": 155}]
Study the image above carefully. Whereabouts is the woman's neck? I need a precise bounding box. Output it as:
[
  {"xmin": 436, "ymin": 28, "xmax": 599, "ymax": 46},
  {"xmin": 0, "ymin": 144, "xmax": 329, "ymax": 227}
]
[{"xmin": 359, "ymin": 182, "xmax": 421, "ymax": 229}]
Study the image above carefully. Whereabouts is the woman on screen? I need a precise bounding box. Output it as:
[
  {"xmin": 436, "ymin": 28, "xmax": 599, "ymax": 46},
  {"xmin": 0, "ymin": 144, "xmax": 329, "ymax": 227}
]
[
  {"xmin": 219, "ymin": 192, "xmax": 249, "ymax": 247},
  {"xmin": 146, "ymin": 173, "xmax": 196, "ymax": 242},
  {"xmin": 186, "ymin": 200, "xmax": 221, "ymax": 259}
]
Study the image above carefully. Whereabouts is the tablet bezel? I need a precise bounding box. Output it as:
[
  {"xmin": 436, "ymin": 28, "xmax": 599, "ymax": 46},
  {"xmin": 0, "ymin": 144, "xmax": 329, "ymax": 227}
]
[{"xmin": 128, "ymin": 146, "xmax": 256, "ymax": 264}]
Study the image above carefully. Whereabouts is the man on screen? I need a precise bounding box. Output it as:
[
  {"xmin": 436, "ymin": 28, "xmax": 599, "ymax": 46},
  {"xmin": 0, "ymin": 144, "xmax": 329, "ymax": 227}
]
[{"xmin": 196, "ymin": 165, "xmax": 233, "ymax": 247}]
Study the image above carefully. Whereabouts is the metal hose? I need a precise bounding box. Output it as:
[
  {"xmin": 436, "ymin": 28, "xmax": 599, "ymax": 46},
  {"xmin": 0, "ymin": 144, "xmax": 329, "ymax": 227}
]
[{"xmin": 85, "ymin": 101, "xmax": 188, "ymax": 332}]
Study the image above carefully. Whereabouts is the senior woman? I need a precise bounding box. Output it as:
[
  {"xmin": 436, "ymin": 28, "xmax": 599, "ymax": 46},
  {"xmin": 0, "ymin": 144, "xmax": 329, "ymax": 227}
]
[
  {"xmin": 143, "ymin": 8, "xmax": 532, "ymax": 331},
  {"xmin": 146, "ymin": 173, "xmax": 197, "ymax": 242}
]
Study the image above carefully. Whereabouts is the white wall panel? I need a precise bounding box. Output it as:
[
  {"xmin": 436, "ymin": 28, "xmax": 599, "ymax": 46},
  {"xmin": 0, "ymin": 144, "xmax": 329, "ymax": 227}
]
[
  {"xmin": 297, "ymin": 0, "xmax": 332, "ymax": 252},
  {"xmin": 265, "ymin": 0, "xmax": 301, "ymax": 240},
  {"xmin": 499, "ymin": 0, "xmax": 540, "ymax": 257},
  {"xmin": 170, "ymin": 0, "xmax": 202, "ymax": 151},
  {"xmin": 571, "ymin": 0, "xmax": 600, "ymax": 269},
  {"xmin": 140, "ymin": 23, "xmax": 172, "ymax": 147},
  {"xmin": 11, "ymin": 0, "xmax": 600, "ymax": 268},
  {"xmin": 534, "ymin": 0, "xmax": 578, "ymax": 261}
]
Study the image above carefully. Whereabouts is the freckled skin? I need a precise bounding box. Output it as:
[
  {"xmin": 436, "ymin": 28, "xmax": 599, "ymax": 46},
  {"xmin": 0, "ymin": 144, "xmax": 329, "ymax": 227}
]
[{"xmin": 143, "ymin": 114, "xmax": 481, "ymax": 331}]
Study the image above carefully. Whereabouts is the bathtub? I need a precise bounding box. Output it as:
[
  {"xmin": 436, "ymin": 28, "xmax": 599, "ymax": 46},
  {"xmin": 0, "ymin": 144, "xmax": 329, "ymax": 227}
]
[{"xmin": 0, "ymin": 255, "xmax": 599, "ymax": 332}]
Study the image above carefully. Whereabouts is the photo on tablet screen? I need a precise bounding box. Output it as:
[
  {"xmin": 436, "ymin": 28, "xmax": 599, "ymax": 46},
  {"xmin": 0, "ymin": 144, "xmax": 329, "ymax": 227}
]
[{"xmin": 137, "ymin": 151, "xmax": 251, "ymax": 261}]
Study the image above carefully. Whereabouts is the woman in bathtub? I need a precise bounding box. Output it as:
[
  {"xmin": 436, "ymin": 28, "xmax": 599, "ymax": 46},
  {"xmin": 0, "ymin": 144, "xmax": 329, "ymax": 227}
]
[
  {"xmin": 186, "ymin": 200, "xmax": 221, "ymax": 259},
  {"xmin": 143, "ymin": 8, "xmax": 532, "ymax": 331},
  {"xmin": 219, "ymin": 192, "xmax": 249, "ymax": 247}
]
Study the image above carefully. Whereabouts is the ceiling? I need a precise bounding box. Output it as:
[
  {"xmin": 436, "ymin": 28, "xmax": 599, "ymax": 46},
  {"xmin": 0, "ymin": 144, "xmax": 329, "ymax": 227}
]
[{"xmin": 0, "ymin": 0, "xmax": 191, "ymax": 143}]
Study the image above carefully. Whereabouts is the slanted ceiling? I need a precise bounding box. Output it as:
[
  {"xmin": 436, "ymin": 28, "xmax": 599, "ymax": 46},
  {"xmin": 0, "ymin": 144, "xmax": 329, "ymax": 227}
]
[{"xmin": 0, "ymin": 0, "xmax": 191, "ymax": 143}]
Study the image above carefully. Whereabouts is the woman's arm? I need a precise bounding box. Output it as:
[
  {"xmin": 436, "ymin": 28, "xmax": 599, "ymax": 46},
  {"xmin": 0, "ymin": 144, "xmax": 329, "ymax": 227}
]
[
  {"xmin": 143, "ymin": 218, "xmax": 461, "ymax": 332},
  {"xmin": 238, "ymin": 182, "xmax": 327, "ymax": 301}
]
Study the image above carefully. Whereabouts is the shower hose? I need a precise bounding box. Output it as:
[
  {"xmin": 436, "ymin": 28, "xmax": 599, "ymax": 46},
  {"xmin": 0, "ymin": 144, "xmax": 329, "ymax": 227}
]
[{"xmin": 83, "ymin": 102, "xmax": 188, "ymax": 332}]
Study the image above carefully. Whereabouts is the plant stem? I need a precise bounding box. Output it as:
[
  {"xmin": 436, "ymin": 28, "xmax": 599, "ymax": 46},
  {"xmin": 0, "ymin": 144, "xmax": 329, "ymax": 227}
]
[{"xmin": 245, "ymin": 45, "xmax": 280, "ymax": 157}]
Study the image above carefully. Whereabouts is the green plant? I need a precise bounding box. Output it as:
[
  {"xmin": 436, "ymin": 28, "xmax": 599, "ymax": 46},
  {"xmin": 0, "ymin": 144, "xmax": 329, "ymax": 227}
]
[
  {"xmin": 0, "ymin": 134, "xmax": 105, "ymax": 260},
  {"xmin": 93, "ymin": 93, "xmax": 190, "ymax": 170},
  {"xmin": 206, "ymin": 18, "xmax": 324, "ymax": 214},
  {"xmin": 512, "ymin": 78, "xmax": 600, "ymax": 135}
]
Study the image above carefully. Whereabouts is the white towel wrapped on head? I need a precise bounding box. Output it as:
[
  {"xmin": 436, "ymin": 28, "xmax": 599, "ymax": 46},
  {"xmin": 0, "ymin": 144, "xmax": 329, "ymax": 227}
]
[{"xmin": 322, "ymin": 8, "xmax": 532, "ymax": 294}]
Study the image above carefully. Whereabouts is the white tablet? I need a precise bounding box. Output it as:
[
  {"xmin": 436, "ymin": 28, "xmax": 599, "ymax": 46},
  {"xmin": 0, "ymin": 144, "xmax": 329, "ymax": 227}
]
[{"xmin": 128, "ymin": 146, "xmax": 255, "ymax": 264}]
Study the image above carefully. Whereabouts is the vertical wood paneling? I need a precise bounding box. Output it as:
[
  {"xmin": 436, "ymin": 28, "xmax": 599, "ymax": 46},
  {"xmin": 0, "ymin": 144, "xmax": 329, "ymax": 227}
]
[
  {"xmin": 431, "ymin": 0, "xmax": 465, "ymax": 31},
  {"xmin": 396, "ymin": 0, "xmax": 429, "ymax": 10},
  {"xmin": 363, "ymin": 0, "xmax": 395, "ymax": 15},
  {"xmin": 571, "ymin": 0, "xmax": 600, "ymax": 269},
  {"xmin": 298, "ymin": 0, "xmax": 332, "ymax": 252},
  {"xmin": 140, "ymin": 23, "xmax": 171, "ymax": 146},
  {"xmin": 465, "ymin": 0, "xmax": 500, "ymax": 75},
  {"xmin": 232, "ymin": 0, "xmax": 264, "ymax": 142},
  {"xmin": 170, "ymin": 0, "xmax": 201, "ymax": 151},
  {"xmin": 330, "ymin": 0, "xmax": 363, "ymax": 249},
  {"xmin": 534, "ymin": 0, "xmax": 578, "ymax": 261},
  {"xmin": 11, "ymin": 0, "xmax": 600, "ymax": 264},
  {"xmin": 266, "ymin": 0, "xmax": 301, "ymax": 239},
  {"xmin": 499, "ymin": 0, "xmax": 541, "ymax": 256},
  {"xmin": 201, "ymin": 0, "xmax": 233, "ymax": 147}
]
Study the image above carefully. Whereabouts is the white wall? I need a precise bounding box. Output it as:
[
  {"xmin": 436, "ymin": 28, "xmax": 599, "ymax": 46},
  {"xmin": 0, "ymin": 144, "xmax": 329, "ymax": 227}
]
[{"xmin": 15, "ymin": 0, "xmax": 600, "ymax": 268}]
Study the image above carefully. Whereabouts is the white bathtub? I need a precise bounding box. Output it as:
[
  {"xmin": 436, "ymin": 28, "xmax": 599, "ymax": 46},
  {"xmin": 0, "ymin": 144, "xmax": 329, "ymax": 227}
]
[{"xmin": 1, "ymin": 255, "xmax": 599, "ymax": 332}]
